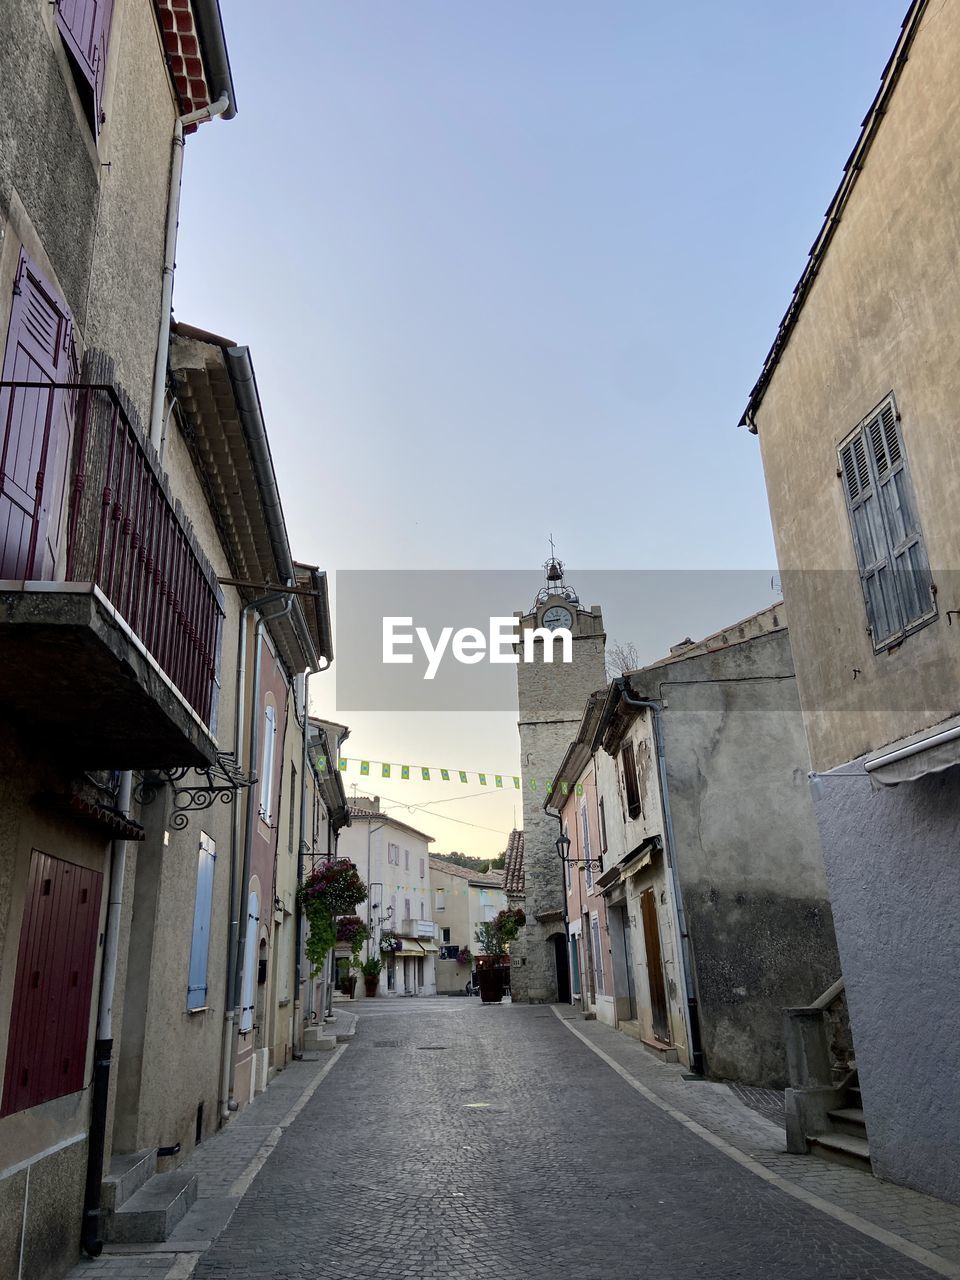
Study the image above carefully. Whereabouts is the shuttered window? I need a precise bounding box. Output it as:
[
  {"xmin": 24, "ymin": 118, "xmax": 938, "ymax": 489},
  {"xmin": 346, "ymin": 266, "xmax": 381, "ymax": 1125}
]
[
  {"xmin": 621, "ymin": 742, "xmax": 642, "ymax": 820},
  {"xmin": 591, "ymin": 913, "xmax": 605, "ymax": 997},
  {"xmin": 598, "ymin": 796, "xmax": 608, "ymax": 855},
  {"xmin": 239, "ymin": 891, "xmax": 259, "ymax": 1033},
  {"xmin": 839, "ymin": 397, "xmax": 934, "ymax": 649},
  {"xmin": 56, "ymin": 0, "xmax": 116, "ymax": 134},
  {"xmin": 581, "ymin": 803, "xmax": 593, "ymax": 889},
  {"xmin": 2, "ymin": 851, "xmax": 102, "ymax": 1116},
  {"xmin": 186, "ymin": 833, "xmax": 216, "ymax": 1011},
  {"xmin": 0, "ymin": 250, "xmax": 78, "ymax": 580},
  {"xmin": 259, "ymin": 703, "xmax": 276, "ymax": 822}
]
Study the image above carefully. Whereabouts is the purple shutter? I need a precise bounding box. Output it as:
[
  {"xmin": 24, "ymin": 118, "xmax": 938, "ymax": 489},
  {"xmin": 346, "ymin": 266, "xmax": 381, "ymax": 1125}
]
[
  {"xmin": 1, "ymin": 851, "xmax": 103, "ymax": 1117},
  {"xmin": 0, "ymin": 251, "xmax": 78, "ymax": 580},
  {"xmin": 56, "ymin": 0, "xmax": 116, "ymax": 130}
]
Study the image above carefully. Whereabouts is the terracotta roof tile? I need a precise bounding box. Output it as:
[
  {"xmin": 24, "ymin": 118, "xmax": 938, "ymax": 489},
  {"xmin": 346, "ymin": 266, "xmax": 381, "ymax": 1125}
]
[{"xmin": 502, "ymin": 829, "xmax": 524, "ymax": 895}]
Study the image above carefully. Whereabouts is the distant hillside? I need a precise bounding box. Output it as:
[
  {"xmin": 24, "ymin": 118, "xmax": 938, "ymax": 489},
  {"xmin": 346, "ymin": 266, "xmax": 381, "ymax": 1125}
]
[{"xmin": 431, "ymin": 850, "xmax": 493, "ymax": 874}]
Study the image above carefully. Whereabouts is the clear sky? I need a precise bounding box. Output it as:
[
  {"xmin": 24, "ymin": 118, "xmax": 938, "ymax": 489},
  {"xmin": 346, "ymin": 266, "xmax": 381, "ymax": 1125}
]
[{"xmin": 174, "ymin": 0, "xmax": 909, "ymax": 857}]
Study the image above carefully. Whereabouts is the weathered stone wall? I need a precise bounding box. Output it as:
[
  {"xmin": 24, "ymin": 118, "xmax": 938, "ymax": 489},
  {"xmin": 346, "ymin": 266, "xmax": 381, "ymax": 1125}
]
[
  {"xmin": 516, "ymin": 597, "xmax": 605, "ymax": 1002},
  {"xmin": 633, "ymin": 629, "xmax": 840, "ymax": 1086}
]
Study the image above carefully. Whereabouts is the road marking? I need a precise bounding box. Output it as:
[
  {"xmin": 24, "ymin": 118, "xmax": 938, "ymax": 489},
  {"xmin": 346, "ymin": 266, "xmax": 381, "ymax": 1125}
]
[{"xmin": 552, "ymin": 1008, "xmax": 960, "ymax": 1280}]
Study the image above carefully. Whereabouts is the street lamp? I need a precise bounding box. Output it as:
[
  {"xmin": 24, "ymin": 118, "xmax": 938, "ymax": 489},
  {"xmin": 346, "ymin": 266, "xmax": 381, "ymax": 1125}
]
[{"xmin": 555, "ymin": 829, "xmax": 601, "ymax": 873}]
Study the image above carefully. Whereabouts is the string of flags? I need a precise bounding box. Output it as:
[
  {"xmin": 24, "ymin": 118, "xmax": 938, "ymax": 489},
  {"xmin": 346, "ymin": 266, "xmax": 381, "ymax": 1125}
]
[{"xmin": 312, "ymin": 754, "xmax": 585, "ymax": 796}]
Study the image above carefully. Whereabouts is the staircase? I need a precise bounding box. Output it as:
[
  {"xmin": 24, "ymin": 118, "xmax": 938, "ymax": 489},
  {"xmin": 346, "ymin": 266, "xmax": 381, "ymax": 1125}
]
[
  {"xmin": 808, "ymin": 1071, "xmax": 871, "ymax": 1170},
  {"xmin": 100, "ymin": 1149, "xmax": 198, "ymax": 1243}
]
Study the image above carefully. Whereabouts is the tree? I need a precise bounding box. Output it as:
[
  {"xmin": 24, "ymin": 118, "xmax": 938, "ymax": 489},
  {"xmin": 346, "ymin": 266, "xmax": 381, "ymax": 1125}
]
[{"xmin": 606, "ymin": 638, "xmax": 642, "ymax": 681}]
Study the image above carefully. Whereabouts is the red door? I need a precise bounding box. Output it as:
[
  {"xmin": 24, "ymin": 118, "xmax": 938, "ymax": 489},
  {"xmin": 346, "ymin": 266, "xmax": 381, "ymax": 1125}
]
[{"xmin": 0, "ymin": 250, "xmax": 78, "ymax": 580}]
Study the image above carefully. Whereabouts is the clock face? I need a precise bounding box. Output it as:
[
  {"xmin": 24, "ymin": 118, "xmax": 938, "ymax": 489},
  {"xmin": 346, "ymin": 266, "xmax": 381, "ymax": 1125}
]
[{"xmin": 542, "ymin": 605, "xmax": 573, "ymax": 632}]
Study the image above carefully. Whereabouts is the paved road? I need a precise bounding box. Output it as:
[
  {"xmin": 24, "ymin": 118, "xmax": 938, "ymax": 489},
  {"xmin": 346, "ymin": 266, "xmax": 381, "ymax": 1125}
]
[{"xmin": 194, "ymin": 1000, "xmax": 933, "ymax": 1280}]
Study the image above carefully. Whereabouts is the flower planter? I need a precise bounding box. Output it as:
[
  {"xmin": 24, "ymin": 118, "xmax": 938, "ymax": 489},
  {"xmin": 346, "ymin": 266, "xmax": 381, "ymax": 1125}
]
[
  {"xmin": 363, "ymin": 975, "xmax": 379, "ymax": 997},
  {"xmin": 477, "ymin": 965, "xmax": 505, "ymax": 1005}
]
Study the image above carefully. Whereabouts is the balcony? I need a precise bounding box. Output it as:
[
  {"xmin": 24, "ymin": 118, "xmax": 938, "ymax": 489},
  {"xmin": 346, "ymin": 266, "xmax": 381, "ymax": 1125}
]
[
  {"xmin": 0, "ymin": 382, "xmax": 221, "ymax": 767},
  {"xmin": 400, "ymin": 920, "xmax": 438, "ymax": 941}
]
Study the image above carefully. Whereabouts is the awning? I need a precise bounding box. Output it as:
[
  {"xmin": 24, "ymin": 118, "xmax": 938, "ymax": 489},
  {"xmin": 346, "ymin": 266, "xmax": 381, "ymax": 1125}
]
[
  {"xmin": 396, "ymin": 943, "xmax": 425, "ymax": 956},
  {"xmin": 419, "ymin": 942, "xmax": 439, "ymax": 953},
  {"xmin": 865, "ymin": 720, "xmax": 960, "ymax": 787},
  {"xmin": 598, "ymin": 834, "xmax": 663, "ymax": 895}
]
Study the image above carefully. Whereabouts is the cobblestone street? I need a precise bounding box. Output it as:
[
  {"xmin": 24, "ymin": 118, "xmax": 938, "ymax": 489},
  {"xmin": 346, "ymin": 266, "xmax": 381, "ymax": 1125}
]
[{"xmin": 172, "ymin": 999, "xmax": 948, "ymax": 1280}]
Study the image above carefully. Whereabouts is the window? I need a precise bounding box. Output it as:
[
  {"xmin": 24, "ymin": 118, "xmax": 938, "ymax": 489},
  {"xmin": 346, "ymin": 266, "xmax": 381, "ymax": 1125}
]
[
  {"xmin": 591, "ymin": 914, "xmax": 605, "ymax": 996},
  {"xmin": 436, "ymin": 890, "xmax": 445, "ymax": 912},
  {"xmin": 442, "ymin": 927, "xmax": 451, "ymax": 944},
  {"xmin": 420, "ymin": 901, "xmax": 425, "ymax": 920},
  {"xmin": 259, "ymin": 703, "xmax": 276, "ymax": 822},
  {"xmin": 187, "ymin": 833, "xmax": 216, "ymax": 1011},
  {"xmin": 1, "ymin": 851, "xmax": 102, "ymax": 1116},
  {"xmin": 599, "ymin": 796, "xmax": 608, "ymax": 855},
  {"xmin": 581, "ymin": 802, "xmax": 593, "ymax": 890},
  {"xmin": 288, "ymin": 762, "xmax": 298, "ymax": 854},
  {"xmin": 56, "ymin": 0, "xmax": 116, "ymax": 135},
  {"xmin": 840, "ymin": 396, "xmax": 935, "ymax": 648},
  {"xmin": 419, "ymin": 856, "xmax": 425, "ymax": 879},
  {"xmin": 404, "ymin": 848, "xmax": 410, "ymax": 871},
  {"xmin": 240, "ymin": 891, "xmax": 259, "ymax": 1033},
  {"xmin": 404, "ymin": 898, "xmax": 411, "ymax": 921},
  {"xmin": 621, "ymin": 742, "xmax": 642, "ymax": 820},
  {"xmin": 564, "ymin": 823, "xmax": 571, "ymax": 890},
  {"xmin": 388, "ymin": 842, "xmax": 399, "ymax": 866}
]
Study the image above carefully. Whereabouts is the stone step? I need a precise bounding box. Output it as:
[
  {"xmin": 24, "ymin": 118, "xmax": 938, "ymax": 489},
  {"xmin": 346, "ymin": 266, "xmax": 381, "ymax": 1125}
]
[
  {"xmin": 828, "ymin": 1106, "xmax": 867, "ymax": 1138},
  {"xmin": 101, "ymin": 1149, "xmax": 156, "ymax": 1212},
  {"xmin": 102, "ymin": 1169, "xmax": 198, "ymax": 1243},
  {"xmin": 847, "ymin": 1085, "xmax": 862, "ymax": 1107},
  {"xmin": 809, "ymin": 1132, "xmax": 871, "ymax": 1172}
]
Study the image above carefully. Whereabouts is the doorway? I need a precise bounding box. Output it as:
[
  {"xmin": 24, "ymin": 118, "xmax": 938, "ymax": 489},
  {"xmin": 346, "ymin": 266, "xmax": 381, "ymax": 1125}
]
[
  {"xmin": 639, "ymin": 888, "xmax": 670, "ymax": 1043},
  {"xmin": 552, "ymin": 934, "xmax": 571, "ymax": 1003},
  {"xmin": 618, "ymin": 906, "xmax": 638, "ymax": 1020}
]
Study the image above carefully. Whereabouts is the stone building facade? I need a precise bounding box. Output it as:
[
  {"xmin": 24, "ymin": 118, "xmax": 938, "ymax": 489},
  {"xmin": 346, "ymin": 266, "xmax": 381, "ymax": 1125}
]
[{"xmin": 514, "ymin": 562, "xmax": 605, "ymax": 1002}]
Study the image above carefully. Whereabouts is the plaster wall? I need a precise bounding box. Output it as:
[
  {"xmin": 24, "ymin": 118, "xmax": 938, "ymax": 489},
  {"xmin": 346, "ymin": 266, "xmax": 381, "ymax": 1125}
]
[
  {"xmin": 812, "ymin": 761, "xmax": 960, "ymax": 1205},
  {"xmin": 633, "ymin": 630, "xmax": 839, "ymax": 1086},
  {"xmin": 751, "ymin": 1, "xmax": 960, "ymax": 772}
]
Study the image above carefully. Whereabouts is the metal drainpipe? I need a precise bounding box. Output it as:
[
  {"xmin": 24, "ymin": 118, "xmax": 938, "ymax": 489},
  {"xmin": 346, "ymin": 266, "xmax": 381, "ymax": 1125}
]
[
  {"xmin": 291, "ymin": 664, "xmax": 325, "ymax": 1054},
  {"xmin": 148, "ymin": 93, "xmax": 230, "ymax": 453},
  {"xmin": 219, "ymin": 594, "xmax": 291, "ymax": 1119},
  {"xmin": 618, "ymin": 685, "xmax": 705, "ymax": 1075},
  {"xmin": 80, "ymin": 769, "xmax": 133, "ymax": 1257}
]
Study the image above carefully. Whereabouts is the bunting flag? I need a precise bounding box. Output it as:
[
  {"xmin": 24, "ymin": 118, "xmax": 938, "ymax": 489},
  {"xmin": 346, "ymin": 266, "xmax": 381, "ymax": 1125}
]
[{"xmin": 319, "ymin": 755, "xmax": 590, "ymax": 797}]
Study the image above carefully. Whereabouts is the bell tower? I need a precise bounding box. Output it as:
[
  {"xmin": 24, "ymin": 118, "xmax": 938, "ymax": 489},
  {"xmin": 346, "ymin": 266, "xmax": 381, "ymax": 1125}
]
[{"xmin": 514, "ymin": 547, "xmax": 605, "ymax": 1002}]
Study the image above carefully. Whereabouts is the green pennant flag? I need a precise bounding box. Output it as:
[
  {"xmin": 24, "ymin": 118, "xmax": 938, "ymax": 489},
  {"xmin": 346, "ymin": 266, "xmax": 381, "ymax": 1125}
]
[
  {"xmin": 494, "ymin": 775, "xmax": 503, "ymax": 788},
  {"xmin": 478, "ymin": 773, "xmax": 487, "ymax": 786},
  {"xmin": 575, "ymin": 782, "xmax": 583, "ymax": 796},
  {"xmin": 421, "ymin": 767, "xmax": 430, "ymax": 781},
  {"xmin": 528, "ymin": 778, "xmax": 538, "ymax": 791},
  {"xmin": 513, "ymin": 776, "xmax": 520, "ymax": 789},
  {"xmin": 441, "ymin": 769, "xmax": 450, "ymax": 781},
  {"xmin": 360, "ymin": 761, "xmax": 370, "ymax": 776},
  {"xmin": 382, "ymin": 763, "xmax": 391, "ymax": 778},
  {"xmin": 561, "ymin": 781, "xmax": 569, "ymax": 795},
  {"xmin": 338, "ymin": 758, "xmax": 348, "ymax": 772},
  {"xmin": 401, "ymin": 765, "xmax": 410, "ymax": 780},
  {"xmin": 545, "ymin": 780, "xmax": 553, "ymax": 795},
  {"xmin": 316, "ymin": 755, "xmax": 327, "ymax": 772},
  {"xmin": 459, "ymin": 771, "xmax": 468, "ymax": 783}
]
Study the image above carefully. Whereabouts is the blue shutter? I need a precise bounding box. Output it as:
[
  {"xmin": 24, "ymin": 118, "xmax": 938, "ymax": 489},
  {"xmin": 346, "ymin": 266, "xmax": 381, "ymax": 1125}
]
[{"xmin": 187, "ymin": 833, "xmax": 216, "ymax": 1010}]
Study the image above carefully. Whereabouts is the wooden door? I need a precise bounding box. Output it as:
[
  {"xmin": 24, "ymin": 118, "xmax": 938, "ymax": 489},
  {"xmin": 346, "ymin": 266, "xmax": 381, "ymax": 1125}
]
[{"xmin": 640, "ymin": 888, "xmax": 671, "ymax": 1045}]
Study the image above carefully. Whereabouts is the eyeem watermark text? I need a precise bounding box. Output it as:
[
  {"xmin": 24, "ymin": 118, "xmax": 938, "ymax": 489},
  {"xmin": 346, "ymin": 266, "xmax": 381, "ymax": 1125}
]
[{"xmin": 383, "ymin": 616, "xmax": 573, "ymax": 680}]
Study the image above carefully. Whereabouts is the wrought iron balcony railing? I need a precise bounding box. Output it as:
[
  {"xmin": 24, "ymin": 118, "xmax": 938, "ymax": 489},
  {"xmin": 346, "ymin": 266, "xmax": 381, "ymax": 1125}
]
[{"xmin": 0, "ymin": 380, "xmax": 223, "ymax": 728}]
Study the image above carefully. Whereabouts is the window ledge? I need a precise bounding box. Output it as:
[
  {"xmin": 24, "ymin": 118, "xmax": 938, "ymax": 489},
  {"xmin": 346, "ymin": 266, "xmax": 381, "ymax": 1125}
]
[
  {"xmin": 186, "ymin": 1006, "xmax": 210, "ymax": 1016},
  {"xmin": 278, "ymin": 997, "xmax": 291, "ymax": 1007}
]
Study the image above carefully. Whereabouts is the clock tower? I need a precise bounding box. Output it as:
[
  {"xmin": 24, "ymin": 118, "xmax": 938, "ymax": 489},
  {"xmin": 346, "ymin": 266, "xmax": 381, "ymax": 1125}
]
[{"xmin": 514, "ymin": 553, "xmax": 605, "ymax": 1003}]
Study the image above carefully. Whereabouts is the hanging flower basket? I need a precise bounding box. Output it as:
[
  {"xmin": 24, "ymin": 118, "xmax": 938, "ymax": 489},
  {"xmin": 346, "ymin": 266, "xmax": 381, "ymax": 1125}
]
[
  {"xmin": 297, "ymin": 860, "xmax": 367, "ymax": 976},
  {"xmin": 379, "ymin": 929, "xmax": 402, "ymax": 954}
]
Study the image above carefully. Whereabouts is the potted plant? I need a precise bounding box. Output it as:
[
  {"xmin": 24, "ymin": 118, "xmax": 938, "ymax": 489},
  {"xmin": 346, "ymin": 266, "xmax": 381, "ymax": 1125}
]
[
  {"xmin": 336, "ymin": 914, "xmax": 369, "ymax": 1000},
  {"xmin": 358, "ymin": 955, "xmax": 383, "ymax": 997},
  {"xmin": 379, "ymin": 928, "xmax": 402, "ymax": 954},
  {"xmin": 474, "ymin": 908, "xmax": 525, "ymax": 1004},
  {"xmin": 297, "ymin": 860, "xmax": 368, "ymax": 993}
]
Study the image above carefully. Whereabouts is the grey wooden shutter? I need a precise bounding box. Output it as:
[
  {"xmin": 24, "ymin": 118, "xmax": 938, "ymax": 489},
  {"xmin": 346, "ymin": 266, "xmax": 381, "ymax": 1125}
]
[{"xmin": 839, "ymin": 397, "xmax": 933, "ymax": 647}]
